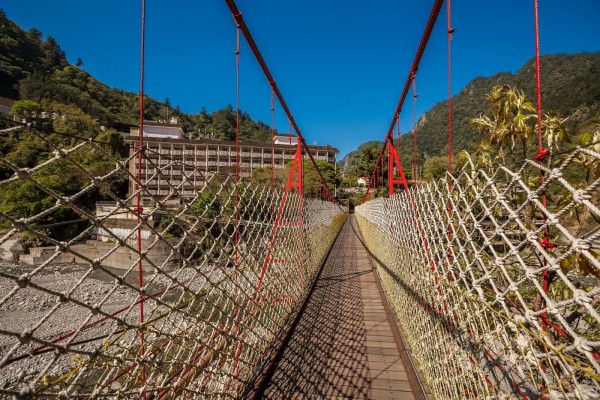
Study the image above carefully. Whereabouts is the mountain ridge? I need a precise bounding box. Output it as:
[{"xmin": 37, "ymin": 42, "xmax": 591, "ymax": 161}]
[{"xmin": 391, "ymin": 52, "xmax": 600, "ymax": 173}]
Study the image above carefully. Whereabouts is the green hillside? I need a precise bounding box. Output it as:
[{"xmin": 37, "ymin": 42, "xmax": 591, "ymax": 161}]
[
  {"xmin": 395, "ymin": 52, "xmax": 600, "ymax": 173},
  {"xmin": 0, "ymin": 9, "xmax": 275, "ymax": 141}
]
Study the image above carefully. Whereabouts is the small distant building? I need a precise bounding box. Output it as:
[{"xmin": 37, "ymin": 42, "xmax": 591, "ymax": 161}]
[{"xmin": 357, "ymin": 177, "xmax": 369, "ymax": 187}]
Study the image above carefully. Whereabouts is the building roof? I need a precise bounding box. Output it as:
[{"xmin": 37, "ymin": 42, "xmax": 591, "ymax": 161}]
[
  {"xmin": 143, "ymin": 125, "xmax": 184, "ymax": 138},
  {"xmin": 273, "ymin": 134, "xmax": 298, "ymax": 145},
  {"xmin": 128, "ymin": 120, "xmax": 185, "ymax": 139}
]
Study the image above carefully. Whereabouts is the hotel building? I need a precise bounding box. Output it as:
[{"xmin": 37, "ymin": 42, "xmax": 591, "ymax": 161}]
[{"xmin": 125, "ymin": 121, "xmax": 339, "ymax": 200}]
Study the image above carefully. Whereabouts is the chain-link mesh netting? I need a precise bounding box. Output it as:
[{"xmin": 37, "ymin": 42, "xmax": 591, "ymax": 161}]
[
  {"xmin": 0, "ymin": 126, "xmax": 344, "ymax": 398},
  {"xmin": 356, "ymin": 146, "xmax": 600, "ymax": 399}
]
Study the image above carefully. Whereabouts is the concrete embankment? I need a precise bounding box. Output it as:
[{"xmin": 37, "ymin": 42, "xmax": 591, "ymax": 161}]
[{"xmin": 19, "ymin": 238, "xmax": 181, "ymax": 271}]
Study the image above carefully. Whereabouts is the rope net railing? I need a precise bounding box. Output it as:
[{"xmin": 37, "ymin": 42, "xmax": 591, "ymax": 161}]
[
  {"xmin": 356, "ymin": 145, "xmax": 600, "ymax": 399},
  {"xmin": 0, "ymin": 125, "xmax": 344, "ymax": 398}
]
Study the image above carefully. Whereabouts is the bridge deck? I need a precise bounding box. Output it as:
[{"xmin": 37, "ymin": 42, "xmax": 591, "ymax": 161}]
[{"xmin": 261, "ymin": 216, "xmax": 426, "ymax": 399}]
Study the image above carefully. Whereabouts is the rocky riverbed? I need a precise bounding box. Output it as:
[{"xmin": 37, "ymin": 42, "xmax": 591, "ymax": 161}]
[{"xmin": 0, "ymin": 260, "xmax": 228, "ymax": 395}]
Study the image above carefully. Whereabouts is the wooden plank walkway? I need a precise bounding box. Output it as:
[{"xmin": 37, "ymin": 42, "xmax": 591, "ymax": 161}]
[{"xmin": 260, "ymin": 215, "xmax": 426, "ymax": 399}]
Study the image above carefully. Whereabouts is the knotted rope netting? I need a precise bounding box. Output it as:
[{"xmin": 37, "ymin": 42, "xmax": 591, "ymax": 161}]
[
  {"xmin": 0, "ymin": 126, "xmax": 344, "ymax": 398},
  {"xmin": 356, "ymin": 145, "xmax": 600, "ymax": 399}
]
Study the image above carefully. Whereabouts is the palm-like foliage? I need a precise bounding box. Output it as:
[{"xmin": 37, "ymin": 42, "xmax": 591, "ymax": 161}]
[{"xmin": 470, "ymin": 85, "xmax": 539, "ymax": 163}]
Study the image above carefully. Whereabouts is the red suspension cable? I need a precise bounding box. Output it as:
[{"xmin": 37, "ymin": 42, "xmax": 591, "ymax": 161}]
[
  {"xmin": 412, "ymin": 78, "xmax": 418, "ymax": 180},
  {"xmin": 225, "ymin": 0, "xmax": 337, "ymax": 204},
  {"xmin": 447, "ymin": 0, "xmax": 454, "ymax": 171},
  {"xmin": 384, "ymin": 0, "xmax": 444, "ymax": 145},
  {"xmin": 364, "ymin": 0, "xmax": 444, "ymax": 196},
  {"xmin": 533, "ymin": 0, "xmax": 543, "ymax": 151}
]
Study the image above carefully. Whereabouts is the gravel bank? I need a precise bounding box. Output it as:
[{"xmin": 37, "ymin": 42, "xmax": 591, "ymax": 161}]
[{"xmin": 0, "ymin": 260, "xmax": 228, "ymax": 395}]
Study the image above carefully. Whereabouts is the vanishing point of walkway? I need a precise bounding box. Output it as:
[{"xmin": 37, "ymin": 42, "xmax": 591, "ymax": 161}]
[{"xmin": 261, "ymin": 216, "xmax": 427, "ymax": 399}]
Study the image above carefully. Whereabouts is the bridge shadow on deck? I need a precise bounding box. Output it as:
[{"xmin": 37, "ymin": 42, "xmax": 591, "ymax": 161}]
[{"xmin": 260, "ymin": 216, "xmax": 420, "ymax": 400}]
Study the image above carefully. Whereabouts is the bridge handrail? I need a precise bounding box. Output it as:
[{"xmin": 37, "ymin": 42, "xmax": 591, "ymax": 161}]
[{"xmin": 356, "ymin": 146, "xmax": 600, "ymax": 399}]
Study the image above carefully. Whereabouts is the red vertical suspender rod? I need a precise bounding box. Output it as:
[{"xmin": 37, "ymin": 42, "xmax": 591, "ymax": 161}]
[
  {"xmin": 136, "ymin": 0, "xmax": 147, "ymax": 395},
  {"xmin": 365, "ymin": 0, "xmax": 445, "ymax": 201},
  {"xmin": 447, "ymin": 0, "xmax": 454, "ymax": 172},
  {"xmin": 412, "ymin": 78, "xmax": 418, "ymax": 180},
  {"xmin": 533, "ymin": 0, "xmax": 544, "ymax": 153},
  {"xmin": 271, "ymin": 89, "xmax": 275, "ymax": 186},
  {"xmin": 234, "ymin": 23, "xmax": 241, "ymax": 271}
]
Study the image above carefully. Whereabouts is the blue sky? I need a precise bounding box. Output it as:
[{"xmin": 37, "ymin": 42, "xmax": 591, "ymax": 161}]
[{"xmin": 2, "ymin": 0, "xmax": 600, "ymax": 158}]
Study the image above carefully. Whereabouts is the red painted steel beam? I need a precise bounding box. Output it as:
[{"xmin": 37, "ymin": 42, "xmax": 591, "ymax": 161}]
[
  {"xmin": 385, "ymin": 0, "xmax": 444, "ymax": 143},
  {"xmin": 367, "ymin": 0, "xmax": 445, "ymax": 190},
  {"xmin": 225, "ymin": 0, "xmax": 338, "ymax": 204}
]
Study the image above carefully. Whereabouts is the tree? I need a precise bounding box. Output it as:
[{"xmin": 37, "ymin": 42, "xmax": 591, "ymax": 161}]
[
  {"xmin": 41, "ymin": 36, "xmax": 68, "ymax": 72},
  {"xmin": 211, "ymin": 105, "xmax": 236, "ymax": 140},
  {"xmin": 470, "ymin": 85, "xmax": 537, "ymax": 165},
  {"xmin": 422, "ymin": 156, "xmax": 448, "ymax": 181},
  {"xmin": 465, "ymin": 85, "xmax": 571, "ymax": 170},
  {"xmin": 95, "ymin": 129, "xmax": 129, "ymax": 158},
  {"xmin": 459, "ymin": 85, "xmax": 598, "ymax": 282},
  {"xmin": 3, "ymin": 132, "xmax": 48, "ymax": 169},
  {"xmin": 76, "ymin": 57, "xmax": 83, "ymax": 67},
  {"xmin": 164, "ymin": 97, "xmax": 171, "ymax": 120},
  {"xmin": 346, "ymin": 141, "xmax": 383, "ymax": 179},
  {"xmin": 18, "ymin": 72, "xmax": 50, "ymax": 102},
  {"xmin": 48, "ymin": 102, "xmax": 99, "ymax": 140},
  {"xmin": 11, "ymin": 100, "xmax": 42, "ymax": 123},
  {"xmin": 250, "ymin": 166, "xmax": 287, "ymax": 188},
  {"xmin": 301, "ymin": 159, "xmax": 340, "ymax": 198}
]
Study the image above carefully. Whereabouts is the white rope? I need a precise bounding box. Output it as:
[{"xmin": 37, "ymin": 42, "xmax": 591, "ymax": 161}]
[
  {"xmin": 0, "ymin": 127, "xmax": 344, "ymax": 398},
  {"xmin": 357, "ymin": 145, "xmax": 600, "ymax": 399}
]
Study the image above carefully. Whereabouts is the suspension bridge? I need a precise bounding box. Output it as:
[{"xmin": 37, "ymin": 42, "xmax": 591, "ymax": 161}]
[{"xmin": 1, "ymin": 0, "xmax": 599, "ymax": 399}]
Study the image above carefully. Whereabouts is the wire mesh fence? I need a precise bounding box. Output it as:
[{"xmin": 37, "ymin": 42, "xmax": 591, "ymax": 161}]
[
  {"xmin": 0, "ymin": 126, "xmax": 344, "ymax": 398},
  {"xmin": 356, "ymin": 146, "xmax": 600, "ymax": 400}
]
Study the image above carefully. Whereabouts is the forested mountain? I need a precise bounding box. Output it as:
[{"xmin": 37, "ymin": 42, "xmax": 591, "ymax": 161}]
[
  {"xmin": 343, "ymin": 52, "xmax": 600, "ymax": 179},
  {"xmin": 397, "ymin": 52, "xmax": 600, "ymax": 171},
  {"xmin": 338, "ymin": 141, "xmax": 382, "ymax": 175},
  {"xmin": 0, "ymin": 9, "xmax": 275, "ymax": 141}
]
